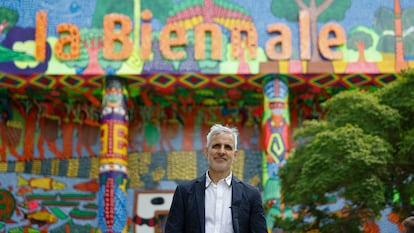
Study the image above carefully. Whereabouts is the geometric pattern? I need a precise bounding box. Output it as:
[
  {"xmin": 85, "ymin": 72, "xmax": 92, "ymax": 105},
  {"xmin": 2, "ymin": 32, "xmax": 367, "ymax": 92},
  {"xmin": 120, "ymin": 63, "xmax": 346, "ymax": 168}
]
[
  {"xmin": 149, "ymin": 74, "xmax": 176, "ymax": 89},
  {"xmin": 0, "ymin": 73, "xmax": 401, "ymax": 90},
  {"xmin": 213, "ymin": 74, "xmax": 246, "ymax": 88},
  {"xmin": 0, "ymin": 150, "xmax": 260, "ymax": 189},
  {"xmin": 29, "ymin": 74, "xmax": 58, "ymax": 89},
  {"xmin": 374, "ymin": 73, "xmax": 401, "ymax": 86},
  {"xmin": 0, "ymin": 157, "xmax": 99, "ymax": 179},
  {"xmin": 342, "ymin": 74, "xmax": 373, "ymax": 87},
  {"xmin": 310, "ymin": 73, "xmax": 340, "ymax": 88},
  {"xmin": 59, "ymin": 75, "xmax": 86, "ymax": 88},
  {"xmin": 231, "ymin": 150, "xmax": 245, "ymax": 180},
  {"xmin": 0, "ymin": 73, "xmax": 26, "ymax": 88},
  {"xmin": 167, "ymin": 151, "xmax": 197, "ymax": 180},
  {"xmin": 179, "ymin": 74, "xmax": 210, "ymax": 88}
]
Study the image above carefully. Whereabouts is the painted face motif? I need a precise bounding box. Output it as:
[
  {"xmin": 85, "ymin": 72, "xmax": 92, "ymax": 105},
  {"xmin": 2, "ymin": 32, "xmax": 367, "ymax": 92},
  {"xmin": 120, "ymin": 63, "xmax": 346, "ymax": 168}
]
[
  {"xmin": 105, "ymin": 88, "xmax": 123, "ymax": 108},
  {"xmin": 205, "ymin": 133, "xmax": 237, "ymax": 175}
]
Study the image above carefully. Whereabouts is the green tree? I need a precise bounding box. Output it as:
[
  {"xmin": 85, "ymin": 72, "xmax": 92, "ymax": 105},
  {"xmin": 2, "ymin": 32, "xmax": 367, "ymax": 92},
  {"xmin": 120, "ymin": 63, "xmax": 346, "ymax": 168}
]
[
  {"xmin": 375, "ymin": 70, "xmax": 414, "ymax": 216},
  {"xmin": 374, "ymin": 7, "xmax": 396, "ymax": 54},
  {"xmin": 63, "ymin": 29, "xmax": 123, "ymax": 74},
  {"xmin": 375, "ymin": 6, "xmax": 414, "ymax": 57},
  {"xmin": 402, "ymin": 7, "xmax": 414, "ymax": 58},
  {"xmin": 276, "ymin": 70, "xmax": 414, "ymax": 232},
  {"xmin": 0, "ymin": 7, "xmax": 18, "ymax": 38},
  {"xmin": 92, "ymin": 0, "xmax": 134, "ymax": 28},
  {"xmin": 270, "ymin": 0, "xmax": 351, "ymax": 61},
  {"xmin": 347, "ymin": 30, "xmax": 373, "ymax": 62}
]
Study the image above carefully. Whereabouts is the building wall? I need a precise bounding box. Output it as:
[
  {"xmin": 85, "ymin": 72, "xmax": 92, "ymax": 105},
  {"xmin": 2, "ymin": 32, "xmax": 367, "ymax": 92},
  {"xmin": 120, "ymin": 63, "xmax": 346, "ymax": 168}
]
[{"xmin": 0, "ymin": 0, "xmax": 411, "ymax": 232}]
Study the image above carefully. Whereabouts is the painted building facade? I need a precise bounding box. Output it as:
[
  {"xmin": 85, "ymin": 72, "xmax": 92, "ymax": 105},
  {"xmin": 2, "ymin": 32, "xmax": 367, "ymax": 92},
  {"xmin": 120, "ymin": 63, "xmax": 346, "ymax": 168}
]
[{"xmin": 0, "ymin": 0, "xmax": 412, "ymax": 232}]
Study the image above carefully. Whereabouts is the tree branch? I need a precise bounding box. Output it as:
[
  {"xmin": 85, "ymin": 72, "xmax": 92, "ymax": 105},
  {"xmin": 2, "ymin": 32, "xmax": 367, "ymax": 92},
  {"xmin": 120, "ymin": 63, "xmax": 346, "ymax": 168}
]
[
  {"xmin": 296, "ymin": 0, "xmax": 308, "ymax": 10},
  {"xmin": 316, "ymin": 0, "xmax": 334, "ymax": 16}
]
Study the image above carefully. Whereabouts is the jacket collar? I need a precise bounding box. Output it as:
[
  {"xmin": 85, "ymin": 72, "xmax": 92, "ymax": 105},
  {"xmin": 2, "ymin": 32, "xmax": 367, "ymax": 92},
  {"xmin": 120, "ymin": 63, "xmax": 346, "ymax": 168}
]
[
  {"xmin": 196, "ymin": 175, "xmax": 206, "ymax": 233},
  {"xmin": 205, "ymin": 171, "xmax": 232, "ymax": 188},
  {"xmin": 231, "ymin": 176, "xmax": 242, "ymax": 233}
]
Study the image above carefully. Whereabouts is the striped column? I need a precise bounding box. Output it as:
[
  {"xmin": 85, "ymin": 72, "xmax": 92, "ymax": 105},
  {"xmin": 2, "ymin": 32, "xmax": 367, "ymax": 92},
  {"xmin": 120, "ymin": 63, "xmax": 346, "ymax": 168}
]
[
  {"xmin": 98, "ymin": 76, "xmax": 129, "ymax": 233},
  {"xmin": 394, "ymin": 0, "xmax": 408, "ymax": 71},
  {"xmin": 261, "ymin": 75, "xmax": 291, "ymax": 229}
]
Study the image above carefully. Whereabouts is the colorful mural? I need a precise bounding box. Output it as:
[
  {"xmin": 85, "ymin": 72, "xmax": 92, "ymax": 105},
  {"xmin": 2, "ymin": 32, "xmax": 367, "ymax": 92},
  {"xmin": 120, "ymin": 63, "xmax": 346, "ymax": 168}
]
[
  {"xmin": 0, "ymin": 0, "xmax": 412, "ymax": 232},
  {"xmin": 98, "ymin": 77, "xmax": 129, "ymax": 232},
  {"xmin": 0, "ymin": 0, "xmax": 412, "ymax": 76},
  {"xmin": 0, "ymin": 86, "xmax": 267, "ymax": 231},
  {"xmin": 261, "ymin": 77, "xmax": 292, "ymax": 229}
]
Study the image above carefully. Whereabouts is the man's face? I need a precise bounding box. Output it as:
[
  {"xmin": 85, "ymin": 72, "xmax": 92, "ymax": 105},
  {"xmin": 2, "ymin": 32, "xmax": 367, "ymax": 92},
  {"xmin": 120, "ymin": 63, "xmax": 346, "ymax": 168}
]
[{"xmin": 204, "ymin": 133, "xmax": 238, "ymax": 174}]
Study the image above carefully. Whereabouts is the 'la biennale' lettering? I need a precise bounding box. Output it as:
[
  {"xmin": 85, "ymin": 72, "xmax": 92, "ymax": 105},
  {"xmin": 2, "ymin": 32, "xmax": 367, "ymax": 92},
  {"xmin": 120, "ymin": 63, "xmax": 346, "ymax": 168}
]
[{"xmin": 35, "ymin": 10, "xmax": 346, "ymax": 62}]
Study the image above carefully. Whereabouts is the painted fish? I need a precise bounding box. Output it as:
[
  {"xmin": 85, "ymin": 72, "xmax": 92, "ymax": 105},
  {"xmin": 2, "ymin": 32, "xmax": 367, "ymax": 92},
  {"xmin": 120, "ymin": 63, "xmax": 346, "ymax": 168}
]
[
  {"xmin": 17, "ymin": 175, "xmax": 66, "ymax": 191},
  {"xmin": 73, "ymin": 179, "xmax": 99, "ymax": 193},
  {"xmin": 26, "ymin": 209, "xmax": 58, "ymax": 227}
]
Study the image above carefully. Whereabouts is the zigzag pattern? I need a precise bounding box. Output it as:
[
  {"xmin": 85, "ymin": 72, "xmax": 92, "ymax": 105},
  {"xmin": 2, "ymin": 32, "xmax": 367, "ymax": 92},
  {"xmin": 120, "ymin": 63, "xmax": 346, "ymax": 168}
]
[{"xmin": 0, "ymin": 73, "xmax": 400, "ymax": 89}]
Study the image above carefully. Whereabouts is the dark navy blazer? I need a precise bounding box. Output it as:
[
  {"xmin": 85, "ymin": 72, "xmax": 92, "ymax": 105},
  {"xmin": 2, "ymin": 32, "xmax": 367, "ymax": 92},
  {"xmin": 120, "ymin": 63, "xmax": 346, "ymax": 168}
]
[{"xmin": 164, "ymin": 174, "xmax": 268, "ymax": 233}]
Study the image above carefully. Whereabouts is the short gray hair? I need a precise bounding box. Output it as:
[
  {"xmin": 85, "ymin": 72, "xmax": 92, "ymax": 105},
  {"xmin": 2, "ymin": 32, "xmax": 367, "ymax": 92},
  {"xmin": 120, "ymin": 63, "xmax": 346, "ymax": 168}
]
[{"xmin": 206, "ymin": 124, "xmax": 239, "ymax": 150}]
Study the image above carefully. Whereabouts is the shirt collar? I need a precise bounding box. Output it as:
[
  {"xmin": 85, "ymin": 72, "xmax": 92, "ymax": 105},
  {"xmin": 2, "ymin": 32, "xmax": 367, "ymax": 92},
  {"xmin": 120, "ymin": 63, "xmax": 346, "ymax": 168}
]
[{"xmin": 205, "ymin": 171, "xmax": 232, "ymax": 188}]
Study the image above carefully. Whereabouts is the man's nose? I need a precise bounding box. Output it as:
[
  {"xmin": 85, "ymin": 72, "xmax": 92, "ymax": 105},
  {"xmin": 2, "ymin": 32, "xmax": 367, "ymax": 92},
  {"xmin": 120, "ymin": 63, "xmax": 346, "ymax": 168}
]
[{"xmin": 218, "ymin": 146, "xmax": 226, "ymax": 153}]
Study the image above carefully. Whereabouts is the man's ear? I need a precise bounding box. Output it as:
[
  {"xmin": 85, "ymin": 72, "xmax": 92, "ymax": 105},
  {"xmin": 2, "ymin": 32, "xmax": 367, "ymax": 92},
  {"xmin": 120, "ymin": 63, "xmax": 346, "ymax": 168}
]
[{"xmin": 204, "ymin": 147, "xmax": 209, "ymax": 158}]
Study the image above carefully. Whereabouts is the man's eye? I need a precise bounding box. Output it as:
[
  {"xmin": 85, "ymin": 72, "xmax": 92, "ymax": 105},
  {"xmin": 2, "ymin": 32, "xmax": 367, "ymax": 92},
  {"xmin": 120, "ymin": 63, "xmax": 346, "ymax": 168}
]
[{"xmin": 212, "ymin": 144, "xmax": 220, "ymax": 149}]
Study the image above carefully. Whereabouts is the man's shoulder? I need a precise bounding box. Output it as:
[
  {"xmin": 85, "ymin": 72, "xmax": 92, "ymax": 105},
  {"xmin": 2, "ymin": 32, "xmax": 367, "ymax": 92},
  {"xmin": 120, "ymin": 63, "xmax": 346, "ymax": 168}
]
[{"xmin": 233, "ymin": 176, "xmax": 260, "ymax": 193}]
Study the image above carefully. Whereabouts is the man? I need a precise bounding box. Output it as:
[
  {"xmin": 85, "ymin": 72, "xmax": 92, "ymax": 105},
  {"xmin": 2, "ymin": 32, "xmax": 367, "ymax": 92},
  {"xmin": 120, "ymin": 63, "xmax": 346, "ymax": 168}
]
[
  {"xmin": 165, "ymin": 124, "xmax": 267, "ymax": 233},
  {"xmin": 403, "ymin": 216, "xmax": 414, "ymax": 233}
]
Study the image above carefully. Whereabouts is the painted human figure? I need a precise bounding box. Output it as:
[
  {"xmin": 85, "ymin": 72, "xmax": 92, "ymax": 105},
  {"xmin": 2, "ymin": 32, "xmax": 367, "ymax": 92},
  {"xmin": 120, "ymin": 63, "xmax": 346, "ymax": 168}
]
[
  {"xmin": 138, "ymin": 88, "xmax": 161, "ymax": 152},
  {"xmin": 8, "ymin": 96, "xmax": 39, "ymax": 161},
  {"xmin": 128, "ymin": 105, "xmax": 144, "ymax": 152},
  {"xmin": 251, "ymin": 105, "xmax": 264, "ymax": 150},
  {"xmin": 159, "ymin": 102, "xmax": 181, "ymax": 152},
  {"xmin": 0, "ymin": 100, "xmax": 23, "ymax": 161},
  {"xmin": 76, "ymin": 104, "xmax": 100, "ymax": 157},
  {"xmin": 177, "ymin": 93, "xmax": 200, "ymax": 151},
  {"xmin": 238, "ymin": 105, "xmax": 258, "ymax": 150},
  {"xmin": 58, "ymin": 103, "xmax": 77, "ymax": 159},
  {"xmin": 221, "ymin": 100, "xmax": 238, "ymax": 126},
  {"xmin": 37, "ymin": 102, "xmax": 63, "ymax": 160},
  {"xmin": 200, "ymin": 105, "xmax": 213, "ymax": 149}
]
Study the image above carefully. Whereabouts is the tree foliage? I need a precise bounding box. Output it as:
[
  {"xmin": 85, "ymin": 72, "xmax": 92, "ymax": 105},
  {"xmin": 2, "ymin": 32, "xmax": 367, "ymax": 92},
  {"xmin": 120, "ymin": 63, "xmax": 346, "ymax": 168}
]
[
  {"xmin": 347, "ymin": 30, "xmax": 373, "ymax": 51},
  {"xmin": 270, "ymin": 0, "xmax": 351, "ymax": 61},
  {"xmin": 401, "ymin": 7, "xmax": 414, "ymax": 57},
  {"xmin": 270, "ymin": 0, "xmax": 351, "ymax": 22},
  {"xmin": 0, "ymin": 7, "xmax": 18, "ymax": 34},
  {"xmin": 92, "ymin": 0, "xmax": 134, "ymax": 28},
  {"xmin": 276, "ymin": 69, "xmax": 414, "ymax": 232},
  {"xmin": 63, "ymin": 29, "xmax": 123, "ymax": 73},
  {"xmin": 375, "ymin": 6, "xmax": 414, "ymax": 56}
]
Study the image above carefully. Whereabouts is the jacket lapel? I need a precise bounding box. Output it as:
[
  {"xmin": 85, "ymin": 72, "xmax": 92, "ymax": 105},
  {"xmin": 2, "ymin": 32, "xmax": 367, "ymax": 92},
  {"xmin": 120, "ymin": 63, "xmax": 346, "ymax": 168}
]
[
  {"xmin": 195, "ymin": 175, "xmax": 206, "ymax": 233},
  {"xmin": 231, "ymin": 176, "xmax": 242, "ymax": 233}
]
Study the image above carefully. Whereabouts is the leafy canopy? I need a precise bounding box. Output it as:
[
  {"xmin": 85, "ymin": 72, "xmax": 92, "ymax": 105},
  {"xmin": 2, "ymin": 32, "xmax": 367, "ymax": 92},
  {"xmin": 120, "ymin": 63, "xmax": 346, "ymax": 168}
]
[{"xmin": 276, "ymin": 69, "xmax": 414, "ymax": 233}]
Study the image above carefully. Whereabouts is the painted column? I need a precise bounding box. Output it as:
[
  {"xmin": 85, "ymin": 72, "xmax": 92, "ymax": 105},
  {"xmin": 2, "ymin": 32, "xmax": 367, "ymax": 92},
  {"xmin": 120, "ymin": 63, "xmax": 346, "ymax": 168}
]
[
  {"xmin": 394, "ymin": 0, "xmax": 408, "ymax": 71},
  {"xmin": 261, "ymin": 75, "xmax": 291, "ymax": 230},
  {"xmin": 99, "ymin": 76, "xmax": 129, "ymax": 233}
]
